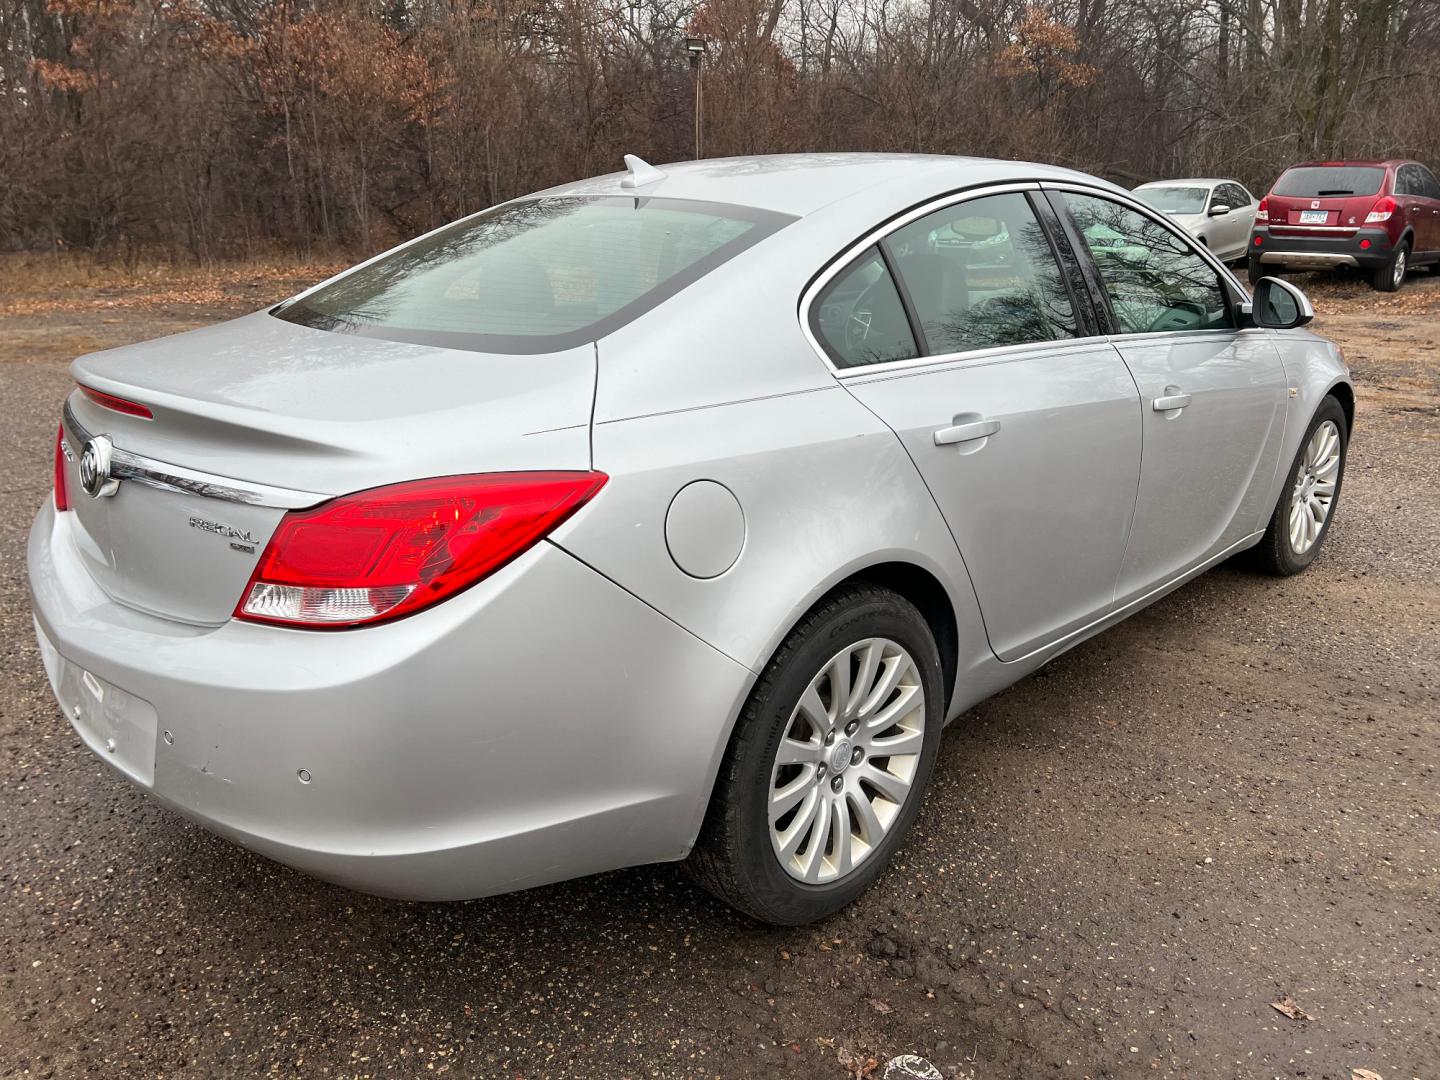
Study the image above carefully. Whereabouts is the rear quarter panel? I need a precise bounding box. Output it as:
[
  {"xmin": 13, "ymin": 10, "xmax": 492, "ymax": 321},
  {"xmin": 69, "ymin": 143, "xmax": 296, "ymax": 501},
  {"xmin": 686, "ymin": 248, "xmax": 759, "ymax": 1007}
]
[{"xmin": 549, "ymin": 383, "xmax": 990, "ymax": 707}]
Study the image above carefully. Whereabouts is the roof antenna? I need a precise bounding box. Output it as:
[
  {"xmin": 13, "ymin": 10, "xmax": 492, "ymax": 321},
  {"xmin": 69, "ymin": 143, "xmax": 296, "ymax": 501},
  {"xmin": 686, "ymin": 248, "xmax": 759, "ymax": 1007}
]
[{"xmin": 621, "ymin": 154, "xmax": 666, "ymax": 190}]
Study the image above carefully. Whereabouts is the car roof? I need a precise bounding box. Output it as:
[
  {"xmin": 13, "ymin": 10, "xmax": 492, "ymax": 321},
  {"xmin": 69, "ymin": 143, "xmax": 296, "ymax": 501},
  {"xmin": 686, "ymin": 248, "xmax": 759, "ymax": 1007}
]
[
  {"xmin": 1136, "ymin": 178, "xmax": 1232, "ymax": 188},
  {"xmin": 1284, "ymin": 160, "xmax": 1409, "ymax": 169},
  {"xmin": 532, "ymin": 153, "xmax": 1112, "ymax": 216}
]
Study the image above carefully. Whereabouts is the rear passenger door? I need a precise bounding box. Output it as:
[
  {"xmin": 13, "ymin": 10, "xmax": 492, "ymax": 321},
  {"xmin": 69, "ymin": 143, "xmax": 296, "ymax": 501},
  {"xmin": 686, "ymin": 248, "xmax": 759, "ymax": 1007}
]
[
  {"xmin": 1051, "ymin": 188, "xmax": 1288, "ymax": 604},
  {"xmin": 811, "ymin": 188, "xmax": 1142, "ymax": 662},
  {"xmin": 1408, "ymin": 165, "xmax": 1440, "ymax": 256}
]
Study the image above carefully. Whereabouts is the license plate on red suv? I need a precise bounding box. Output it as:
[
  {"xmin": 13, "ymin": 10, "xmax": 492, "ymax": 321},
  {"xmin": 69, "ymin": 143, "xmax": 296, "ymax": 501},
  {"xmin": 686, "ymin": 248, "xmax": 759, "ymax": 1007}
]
[{"xmin": 1299, "ymin": 210, "xmax": 1329, "ymax": 224}]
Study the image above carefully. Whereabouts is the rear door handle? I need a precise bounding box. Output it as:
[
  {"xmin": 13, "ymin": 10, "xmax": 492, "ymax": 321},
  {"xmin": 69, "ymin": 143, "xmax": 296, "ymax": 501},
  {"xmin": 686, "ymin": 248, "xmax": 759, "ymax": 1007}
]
[
  {"xmin": 934, "ymin": 419, "xmax": 1001, "ymax": 446},
  {"xmin": 1152, "ymin": 393, "xmax": 1192, "ymax": 412}
]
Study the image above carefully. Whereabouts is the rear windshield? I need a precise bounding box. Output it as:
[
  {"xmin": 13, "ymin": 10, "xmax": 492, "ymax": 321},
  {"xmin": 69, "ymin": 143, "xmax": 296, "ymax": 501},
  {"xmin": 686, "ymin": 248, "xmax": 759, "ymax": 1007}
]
[
  {"xmin": 1272, "ymin": 166, "xmax": 1385, "ymax": 198},
  {"xmin": 274, "ymin": 196, "xmax": 793, "ymax": 353},
  {"xmin": 1134, "ymin": 186, "xmax": 1208, "ymax": 214}
]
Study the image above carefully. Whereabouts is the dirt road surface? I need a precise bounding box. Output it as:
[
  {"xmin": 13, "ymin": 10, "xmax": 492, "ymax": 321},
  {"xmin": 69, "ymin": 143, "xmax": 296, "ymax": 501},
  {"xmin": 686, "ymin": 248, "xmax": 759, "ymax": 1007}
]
[{"xmin": 1, "ymin": 265, "xmax": 1436, "ymax": 1079}]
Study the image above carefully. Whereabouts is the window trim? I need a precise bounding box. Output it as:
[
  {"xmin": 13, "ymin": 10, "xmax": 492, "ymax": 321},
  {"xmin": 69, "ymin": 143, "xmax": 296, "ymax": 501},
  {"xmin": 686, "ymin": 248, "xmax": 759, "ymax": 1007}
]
[
  {"xmin": 1039, "ymin": 182, "xmax": 1252, "ymax": 338},
  {"xmin": 799, "ymin": 181, "xmax": 1106, "ymax": 378}
]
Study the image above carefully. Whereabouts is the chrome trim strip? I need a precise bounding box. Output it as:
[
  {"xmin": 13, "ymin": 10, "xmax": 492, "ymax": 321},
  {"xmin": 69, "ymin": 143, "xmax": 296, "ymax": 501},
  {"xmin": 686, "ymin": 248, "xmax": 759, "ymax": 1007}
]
[
  {"xmin": 62, "ymin": 400, "xmax": 331, "ymax": 509},
  {"xmin": 1264, "ymin": 224, "xmax": 1359, "ymax": 233},
  {"xmin": 837, "ymin": 334, "xmax": 1117, "ymax": 382},
  {"xmin": 798, "ymin": 178, "xmax": 1253, "ymax": 380},
  {"xmin": 1258, "ymin": 252, "xmax": 1358, "ymax": 267}
]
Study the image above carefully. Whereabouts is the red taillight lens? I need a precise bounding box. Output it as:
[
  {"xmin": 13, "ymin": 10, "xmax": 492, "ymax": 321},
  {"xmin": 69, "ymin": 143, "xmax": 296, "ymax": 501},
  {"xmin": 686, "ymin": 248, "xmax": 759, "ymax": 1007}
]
[
  {"xmin": 54, "ymin": 424, "xmax": 70, "ymax": 511},
  {"xmin": 235, "ymin": 472, "xmax": 608, "ymax": 628},
  {"xmin": 1255, "ymin": 197, "xmax": 1268, "ymax": 222},
  {"xmin": 79, "ymin": 384, "xmax": 153, "ymax": 419},
  {"xmin": 1365, "ymin": 196, "xmax": 1395, "ymax": 224}
]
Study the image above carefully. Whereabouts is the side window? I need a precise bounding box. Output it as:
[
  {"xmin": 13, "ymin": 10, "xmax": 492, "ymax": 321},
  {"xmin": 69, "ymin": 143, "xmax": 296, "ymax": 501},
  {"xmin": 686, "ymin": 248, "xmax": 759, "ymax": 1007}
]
[
  {"xmin": 1209, "ymin": 186, "xmax": 1229, "ymax": 211},
  {"xmin": 884, "ymin": 192, "xmax": 1077, "ymax": 355},
  {"xmin": 1222, "ymin": 184, "xmax": 1247, "ymax": 208},
  {"xmin": 1419, "ymin": 166, "xmax": 1440, "ymax": 201},
  {"xmin": 1231, "ymin": 184, "xmax": 1254, "ymax": 207},
  {"xmin": 1395, "ymin": 166, "xmax": 1416, "ymax": 196},
  {"xmin": 1062, "ymin": 192, "xmax": 1234, "ymax": 336},
  {"xmin": 811, "ymin": 247, "xmax": 919, "ymax": 369}
]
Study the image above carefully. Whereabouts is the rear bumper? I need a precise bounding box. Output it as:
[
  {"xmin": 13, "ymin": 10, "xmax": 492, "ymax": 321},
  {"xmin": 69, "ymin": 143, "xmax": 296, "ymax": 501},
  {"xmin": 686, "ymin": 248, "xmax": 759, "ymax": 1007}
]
[
  {"xmin": 1249, "ymin": 226, "xmax": 1395, "ymax": 269},
  {"xmin": 28, "ymin": 502, "xmax": 753, "ymax": 900}
]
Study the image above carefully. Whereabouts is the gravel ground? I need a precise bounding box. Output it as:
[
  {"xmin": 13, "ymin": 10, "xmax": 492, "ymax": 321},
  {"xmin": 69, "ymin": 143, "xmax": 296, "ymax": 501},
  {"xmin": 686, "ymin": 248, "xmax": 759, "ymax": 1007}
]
[{"xmin": 0, "ymin": 269, "xmax": 1436, "ymax": 1079}]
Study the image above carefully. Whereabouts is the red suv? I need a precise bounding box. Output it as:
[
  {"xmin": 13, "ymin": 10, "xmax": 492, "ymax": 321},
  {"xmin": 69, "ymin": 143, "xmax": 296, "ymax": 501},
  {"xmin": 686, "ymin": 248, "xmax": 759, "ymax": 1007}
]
[{"xmin": 1248, "ymin": 159, "xmax": 1440, "ymax": 291}]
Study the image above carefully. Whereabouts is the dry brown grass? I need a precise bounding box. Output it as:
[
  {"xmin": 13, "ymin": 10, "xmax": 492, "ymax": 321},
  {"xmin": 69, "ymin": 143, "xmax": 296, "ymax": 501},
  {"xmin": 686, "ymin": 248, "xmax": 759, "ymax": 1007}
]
[
  {"xmin": 0, "ymin": 252, "xmax": 348, "ymax": 317},
  {"xmin": 0, "ymin": 251, "xmax": 347, "ymax": 295}
]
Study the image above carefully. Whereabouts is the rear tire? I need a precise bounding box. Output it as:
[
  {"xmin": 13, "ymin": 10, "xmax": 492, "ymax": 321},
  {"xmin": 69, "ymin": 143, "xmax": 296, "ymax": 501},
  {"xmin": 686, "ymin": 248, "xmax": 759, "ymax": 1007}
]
[
  {"xmin": 1251, "ymin": 396, "xmax": 1348, "ymax": 576},
  {"xmin": 1247, "ymin": 257, "xmax": 1265, "ymax": 285},
  {"xmin": 1372, "ymin": 241, "xmax": 1408, "ymax": 292},
  {"xmin": 688, "ymin": 583, "xmax": 943, "ymax": 925}
]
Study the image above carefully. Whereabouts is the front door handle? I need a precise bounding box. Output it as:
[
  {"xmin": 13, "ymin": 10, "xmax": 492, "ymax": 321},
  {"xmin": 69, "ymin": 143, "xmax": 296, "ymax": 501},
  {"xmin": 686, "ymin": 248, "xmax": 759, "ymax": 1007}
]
[
  {"xmin": 1152, "ymin": 392, "xmax": 1192, "ymax": 412},
  {"xmin": 934, "ymin": 418, "xmax": 1001, "ymax": 446}
]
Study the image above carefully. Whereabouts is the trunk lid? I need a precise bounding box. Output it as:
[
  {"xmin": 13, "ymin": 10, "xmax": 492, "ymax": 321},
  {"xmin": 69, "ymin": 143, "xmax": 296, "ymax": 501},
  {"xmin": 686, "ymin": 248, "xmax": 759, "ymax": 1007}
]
[{"xmin": 62, "ymin": 312, "xmax": 596, "ymax": 625}]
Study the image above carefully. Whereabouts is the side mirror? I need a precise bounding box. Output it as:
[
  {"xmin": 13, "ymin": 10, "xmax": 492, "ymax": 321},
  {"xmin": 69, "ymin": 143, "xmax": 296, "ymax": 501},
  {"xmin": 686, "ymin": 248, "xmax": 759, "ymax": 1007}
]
[
  {"xmin": 1251, "ymin": 276, "xmax": 1314, "ymax": 329},
  {"xmin": 1207, "ymin": 203, "xmax": 1230, "ymax": 217}
]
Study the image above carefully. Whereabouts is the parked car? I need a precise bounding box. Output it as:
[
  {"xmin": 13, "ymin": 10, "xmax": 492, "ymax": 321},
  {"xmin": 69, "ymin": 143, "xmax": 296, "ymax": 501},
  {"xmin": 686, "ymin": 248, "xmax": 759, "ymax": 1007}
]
[
  {"xmin": 1249, "ymin": 159, "xmax": 1440, "ymax": 291},
  {"xmin": 1132, "ymin": 178, "xmax": 1257, "ymax": 261},
  {"xmin": 31, "ymin": 154, "xmax": 1353, "ymax": 925}
]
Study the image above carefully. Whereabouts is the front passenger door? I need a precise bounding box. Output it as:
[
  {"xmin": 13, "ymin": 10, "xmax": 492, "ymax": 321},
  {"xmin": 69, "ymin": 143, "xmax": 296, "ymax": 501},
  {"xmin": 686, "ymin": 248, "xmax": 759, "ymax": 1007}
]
[{"xmin": 1055, "ymin": 190, "xmax": 1288, "ymax": 605}]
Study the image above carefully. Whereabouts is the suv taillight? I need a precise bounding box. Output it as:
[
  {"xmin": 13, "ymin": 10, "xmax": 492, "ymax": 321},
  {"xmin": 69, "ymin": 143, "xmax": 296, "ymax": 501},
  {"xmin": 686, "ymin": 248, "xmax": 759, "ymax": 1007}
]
[
  {"xmin": 1255, "ymin": 197, "xmax": 1268, "ymax": 222},
  {"xmin": 54, "ymin": 424, "xmax": 69, "ymax": 511},
  {"xmin": 235, "ymin": 471, "xmax": 607, "ymax": 629},
  {"xmin": 1365, "ymin": 196, "xmax": 1396, "ymax": 224}
]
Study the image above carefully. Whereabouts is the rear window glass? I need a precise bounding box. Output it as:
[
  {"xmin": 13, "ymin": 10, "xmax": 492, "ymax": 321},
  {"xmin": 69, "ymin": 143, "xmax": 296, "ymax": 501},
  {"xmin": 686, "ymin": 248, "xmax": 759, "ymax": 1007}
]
[
  {"xmin": 274, "ymin": 196, "xmax": 792, "ymax": 353},
  {"xmin": 1272, "ymin": 167, "xmax": 1385, "ymax": 198}
]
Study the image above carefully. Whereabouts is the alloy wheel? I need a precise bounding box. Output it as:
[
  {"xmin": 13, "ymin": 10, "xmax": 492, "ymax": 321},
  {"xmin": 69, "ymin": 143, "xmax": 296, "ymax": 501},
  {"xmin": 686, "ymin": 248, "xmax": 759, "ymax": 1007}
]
[
  {"xmin": 1289, "ymin": 419, "xmax": 1341, "ymax": 555},
  {"xmin": 767, "ymin": 638, "xmax": 925, "ymax": 884},
  {"xmin": 1394, "ymin": 248, "xmax": 1407, "ymax": 288}
]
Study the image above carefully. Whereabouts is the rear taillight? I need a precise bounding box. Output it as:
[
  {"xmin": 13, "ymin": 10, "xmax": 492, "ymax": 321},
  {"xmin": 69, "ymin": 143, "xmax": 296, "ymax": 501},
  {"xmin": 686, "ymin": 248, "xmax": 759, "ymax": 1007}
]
[
  {"xmin": 54, "ymin": 424, "xmax": 69, "ymax": 511},
  {"xmin": 235, "ymin": 471, "xmax": 607, "ymax": 629},
  {"xmin": 1255, "ymin": 197, "xmax": 1268, "ymax": 222},
  {"xmin": 79, "ymin": 384, "xmax": 153, "ymax": 419},
  {"xmin": 1365, "ymin": 196, "xmax": 1395, "ymax": 224}
]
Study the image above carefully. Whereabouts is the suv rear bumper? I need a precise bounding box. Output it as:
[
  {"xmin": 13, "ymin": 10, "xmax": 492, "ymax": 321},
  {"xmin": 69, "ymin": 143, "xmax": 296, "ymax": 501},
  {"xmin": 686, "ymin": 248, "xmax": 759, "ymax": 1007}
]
[{"xmin": 1249, "ymin": 226, "xmax": 1395, "ymax": 269}]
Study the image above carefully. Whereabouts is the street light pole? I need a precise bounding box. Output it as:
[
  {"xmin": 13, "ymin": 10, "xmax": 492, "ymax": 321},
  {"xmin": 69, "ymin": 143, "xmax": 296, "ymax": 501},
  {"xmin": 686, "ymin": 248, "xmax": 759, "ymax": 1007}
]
[{"xmin": 685, "ymin": 36, "xmax": 706, "ymax": 159}]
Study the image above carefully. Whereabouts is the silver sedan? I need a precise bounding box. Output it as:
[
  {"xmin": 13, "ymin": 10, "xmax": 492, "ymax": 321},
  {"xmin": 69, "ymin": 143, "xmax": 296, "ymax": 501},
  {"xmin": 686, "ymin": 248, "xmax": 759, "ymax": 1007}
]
[
  {"xmin": 30, "ymin": 154, "xmax": 1352, "ymax": 924},
  {"xmin": 1133, "ymin": 177, "xmax": 1259, "ymax": 262}
]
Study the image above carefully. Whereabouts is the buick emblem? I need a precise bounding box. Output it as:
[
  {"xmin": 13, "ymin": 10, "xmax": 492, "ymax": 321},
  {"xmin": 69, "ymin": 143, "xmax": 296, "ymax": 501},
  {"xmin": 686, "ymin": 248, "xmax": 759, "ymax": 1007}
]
[{"xmin": 78, "ymin": 435, "xmax": 120, "ymax": 498}]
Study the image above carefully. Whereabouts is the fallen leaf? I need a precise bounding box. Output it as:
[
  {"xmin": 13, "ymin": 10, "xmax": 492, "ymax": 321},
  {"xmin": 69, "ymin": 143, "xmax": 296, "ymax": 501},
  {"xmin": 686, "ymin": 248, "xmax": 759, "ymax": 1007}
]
[
  {"xmin": 1350, "ymin": 1070, "xmax": 1382, "ymax": 1080},
  {"xmin": 868, "ymin": 998, "xmax": 894, "ymax": 1014},
  {"xmin": 1271, "ymin": 996, "xmax": 1313, "ymax": 1021}
]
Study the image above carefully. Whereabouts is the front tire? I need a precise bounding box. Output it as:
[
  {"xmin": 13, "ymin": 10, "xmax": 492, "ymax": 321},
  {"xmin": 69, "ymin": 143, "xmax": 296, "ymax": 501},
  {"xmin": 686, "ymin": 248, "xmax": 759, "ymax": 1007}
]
[
  {"xmin": 1372, "ymin": 241, "xmax": 1408, "ymax": 292},
  {"xmin": 1252, "ymin": 397, "xmax": 1348, "ymax": 575},
  {"xmin": 688, "ymin": 583, "xmax": 943, "ymax": 925}
]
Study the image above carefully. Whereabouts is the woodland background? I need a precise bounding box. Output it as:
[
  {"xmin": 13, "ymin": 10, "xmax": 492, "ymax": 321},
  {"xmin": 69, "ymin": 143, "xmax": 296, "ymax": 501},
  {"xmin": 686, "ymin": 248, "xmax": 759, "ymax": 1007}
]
[{"xmin": 3, "ymin": 0, "xmax": 1439, "ymax": 261}]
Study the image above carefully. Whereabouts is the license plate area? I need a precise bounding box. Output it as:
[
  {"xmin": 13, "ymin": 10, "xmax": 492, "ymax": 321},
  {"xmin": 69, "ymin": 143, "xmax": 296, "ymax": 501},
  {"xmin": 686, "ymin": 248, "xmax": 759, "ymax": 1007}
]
[
  {"xmin": 1299, "ymin": 210, "xmax": 1329, "ymax": 224},
  {"xmin": 36, "ymin": 620, "xmax": 159, "ymax": 786}
]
